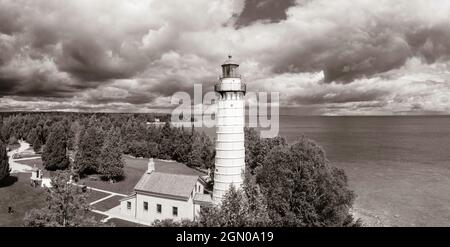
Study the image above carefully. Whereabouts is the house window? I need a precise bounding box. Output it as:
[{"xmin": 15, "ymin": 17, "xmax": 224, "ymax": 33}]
[
  {"xmin": 143, "ymin": 202, "xmax": 148, "ymax": 211},
  {"xmin": 127, "ymin": 202, "xmax": 131, "ymax": 210},
  {"xmin": 172, "ymin": 207, "xmax": 178, "ymax": 217},
  {"xmin": 157, "ymin": 204, "xmax": 162, "ymax": 213}
]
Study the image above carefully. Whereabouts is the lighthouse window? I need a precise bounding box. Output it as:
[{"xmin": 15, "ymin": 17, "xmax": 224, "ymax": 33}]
[
  {"xmin": 157, "ymin": 204, "xmax": 162, "ymax": 213},
  {"xmin": 143, "ymin": 202, "xmax": 148, "ymax": 211},
  {"xmin": 127, "ymin": 202, "xmax": 131, "ymax": 210}
]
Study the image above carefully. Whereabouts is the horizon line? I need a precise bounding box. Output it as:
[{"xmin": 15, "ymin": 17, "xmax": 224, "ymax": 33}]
[{"xmin": 1, "ymin": 110, "xmax": 449, "ymax": 117}]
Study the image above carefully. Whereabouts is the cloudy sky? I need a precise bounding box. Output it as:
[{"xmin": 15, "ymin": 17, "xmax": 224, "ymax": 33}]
[{"xmin": 1, "ymin": 0, "xmax": 450, "ymax": 115}]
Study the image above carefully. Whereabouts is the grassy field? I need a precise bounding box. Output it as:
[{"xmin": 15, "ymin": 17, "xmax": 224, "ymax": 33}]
[
  {"xmin": 87, "ymin": 211, "xmax": 108, "ymax": 222},
  {"xmin": 92, "ymin": 195, "xmax": 124, "ymax": 212},
  {"xmin": 79, "ymin": 157, "xmax": 148, "ymax": 195},
  {"xmin": 16, "ymin": 154, "xmax": 41, "ymax": 159},
  {"xmin": 86, "ymin": 190, "xmax": 111, "ymax": 204},
  {"xmin": 0, "ymin": 173, "xmax": 47, "ymax": 227},
  {"xmin": 15, "ymin": 158, "xmax": 43, "ymax": 168},
  {"xmin": 15, "ymin": 158, "xmax": 59, "ymax": 178}
]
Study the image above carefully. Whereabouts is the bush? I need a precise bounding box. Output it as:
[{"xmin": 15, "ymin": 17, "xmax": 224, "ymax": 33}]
[{"xmin": 257, "ymin": 137, "xmax": 357, "ymax": 226}]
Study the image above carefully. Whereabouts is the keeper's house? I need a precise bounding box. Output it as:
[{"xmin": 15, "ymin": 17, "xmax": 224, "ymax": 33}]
[{"xmin": 119, "ymin": 159, "xmax": 212, "ymax": 224}]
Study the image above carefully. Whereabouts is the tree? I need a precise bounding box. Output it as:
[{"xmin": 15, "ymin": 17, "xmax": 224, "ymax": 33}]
[
  {"xmin": 245, "ymin": 128, "xmax": 287, "ymax": 173},
  {"xmin": 147, "ymin": 141, "xmax": 159, "ymax": 158},
  {"xmin": 172, "ymin": 132, "xmax": 192, "ymax": 163},
  {"xmin": 32, "ymin": 135, "xmax": 43, "ymax": 153},
  {"xmin": 27, "ymin": 127, "xmax": 38, "ymax": 146},
  {"xmin": 71, "ymin": 122, "xmax": 84, "ymax": 166},
  {"xmin": 256, "ymin": 137, "xmax": 357, "ymax": 227},
  {"xmin": 42, "ymin": 122, "xmax": 69, "ymax": 171},
  {"xmin": 199, "ymin": 133, "xmax": 214, "ymax": 169},
  {"xmin": 23, "ymin": 171, "xmax": 105, "ymax": 227},
  {"xmin": 158, "ymin": 138, "xmax": 174, "ymax": 160},
  {"xmin": 29, "ymin": 126, "xmax": 44, "ymax": 153},
  {"xmin": 8, "ymin": 136, "xmax": 18, "ymax": 146},
  {"xmin": 198, "ymin": 178, "xmax": 271, "ymax": 227},
  {"xmin": 128, "ymin": 140, "xmax": 149, "ymax": 158},
  {"xmin": 0, "ymin": 140, "xmax": 10, "ymax": 181},
  {"xmin": 158, "ymin": 122, "xmax": 176, "ymax": 159},
  {"xmin": 186, "ymin": 132, "xmax": 214, "ymax": 169},
  {"xmin": 68, "ymin": 121, "xmax": 82, "ymax": 151},
  {"xmin": 186, "ymin": 135, "xmax": 203, "ymax": 168},
  {"xmin": 98, "ymin": 128, "xmax": 124, "ymax": 182},
  {"xmin": 73, "ymin": 126, "xmax": 102, "ymax": 175}
]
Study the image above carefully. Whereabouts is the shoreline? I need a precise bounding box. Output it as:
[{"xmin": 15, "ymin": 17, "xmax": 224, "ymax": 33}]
[{"xmin": 351, "ymin": 207, "xmax": 385, "ymax": 227}]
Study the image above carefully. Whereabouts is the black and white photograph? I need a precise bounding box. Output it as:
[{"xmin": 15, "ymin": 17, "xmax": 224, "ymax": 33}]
[{"xmin": 0, "ymin": 0, "xmax": 450, "ymax": 238}]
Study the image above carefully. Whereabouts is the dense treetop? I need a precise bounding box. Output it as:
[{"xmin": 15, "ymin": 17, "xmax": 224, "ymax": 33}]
[{"xmin": 0, "ymin": 112, "xmax": 214, "ymax": 174}]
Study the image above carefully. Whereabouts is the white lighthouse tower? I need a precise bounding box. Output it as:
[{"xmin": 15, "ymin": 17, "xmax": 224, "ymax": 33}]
[{"xmin": 212, "ymin": 55, "xmax": 246, "ymax": 205}]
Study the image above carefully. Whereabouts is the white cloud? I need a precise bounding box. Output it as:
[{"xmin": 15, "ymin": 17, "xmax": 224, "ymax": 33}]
[{"xmin": 0, "ymin": 0, "xmax": 450, "ymax": 114}]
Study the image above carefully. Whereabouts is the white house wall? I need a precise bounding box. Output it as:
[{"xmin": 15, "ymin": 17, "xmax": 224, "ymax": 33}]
[{"xmin": 135, "ymin": 193, "xmax": 195, "ymax": 223}]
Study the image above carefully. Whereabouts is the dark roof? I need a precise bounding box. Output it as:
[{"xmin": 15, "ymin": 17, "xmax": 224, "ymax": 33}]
[
  {"xmin": 129, "ymin": 158, "xmax": 206, "ymax": 200},
  {"xmin": 154, "ymin": 159, "xmax": 204, "ymax": 176},
  {"xmin": 222, "ymin": 55, "xmax": 239, "ymax": 66},
  {"xmin": 134, "ymin": 172, "xmax": 199, "ymax": 199},
  {"xmin": 194, "ymin": 193, "xmax": 213, "ymax": 206}
]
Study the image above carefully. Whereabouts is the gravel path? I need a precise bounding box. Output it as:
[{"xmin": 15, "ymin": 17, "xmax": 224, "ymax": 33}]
[{"xmin": 7, "ymin": 141, "xmax": 34, "ymax": 173}]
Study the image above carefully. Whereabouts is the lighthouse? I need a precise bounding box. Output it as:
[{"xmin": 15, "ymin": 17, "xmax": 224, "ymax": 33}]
[{"xmin": 212, "ymin": 55, "xmax": 246, "ymax": 204}]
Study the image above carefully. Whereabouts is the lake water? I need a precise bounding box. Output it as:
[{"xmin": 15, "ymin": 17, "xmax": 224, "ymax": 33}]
[
  {"xmin": 202, "ymin": 115, "xmax": 450, "ymax": 226},
  {"xmin": 277, "ymin": 116, "xmax": 450, "ymax": 226}
]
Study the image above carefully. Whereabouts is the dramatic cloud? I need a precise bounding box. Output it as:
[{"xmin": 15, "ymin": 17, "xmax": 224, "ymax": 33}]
[
  {"xmin": 0, "ymin": 0, "xmax": 449, "ymax": 114},
  {"xmin": 236, "ymin": 0, "xmax": 296, "ymax": 27}
]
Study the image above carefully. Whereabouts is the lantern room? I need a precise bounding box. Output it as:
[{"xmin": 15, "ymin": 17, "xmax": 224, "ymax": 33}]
[{"xmin": 221, "ymin": 55, "xmax": 240, "ymax": 78}]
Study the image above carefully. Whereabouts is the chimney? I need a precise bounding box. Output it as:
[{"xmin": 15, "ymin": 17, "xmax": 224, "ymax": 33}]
[{"xmin": 147, "ymin": 158, "xmax": 155, "ymax": 174}]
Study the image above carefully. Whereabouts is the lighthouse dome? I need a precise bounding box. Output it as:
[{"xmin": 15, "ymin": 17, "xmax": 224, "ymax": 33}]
[{"xmin": 222, "ymin": 55, "xmax": 239, "ymax": 66}]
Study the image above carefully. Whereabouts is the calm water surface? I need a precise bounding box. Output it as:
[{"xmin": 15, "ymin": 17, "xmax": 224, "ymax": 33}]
[{"xmin": 203, "ymin": 115, "xmax": 450, "ymax": 226}]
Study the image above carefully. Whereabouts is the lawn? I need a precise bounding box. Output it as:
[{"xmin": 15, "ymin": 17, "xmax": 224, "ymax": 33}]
[
  {"xmin": 15, "ymin": 158, "xmax": 43, "ymax": 169},
  {"xmin": 79, "ymin": 156, "xmax": 149, "ymax": 195},
  {"xmin": 86, "ymin": 190, "xmax": 110, "ymax": 204},
  {"xmin": 17, "ymin": 154, "xmax": 41, "ymax": 159},
  {"xmin": 15, "ymin": 158, "xmax": 58, "ymax": 177},
  {"xmin": 0, "ymin": 173, "xmax": 47, "ymax": 227},
  {"xmin": 86, "ymin": 211, "xmax": 108, "ymax": 222},
  {"xmin": 92, "ymin": 195, "xmax": 124, "ymax": 212}
]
